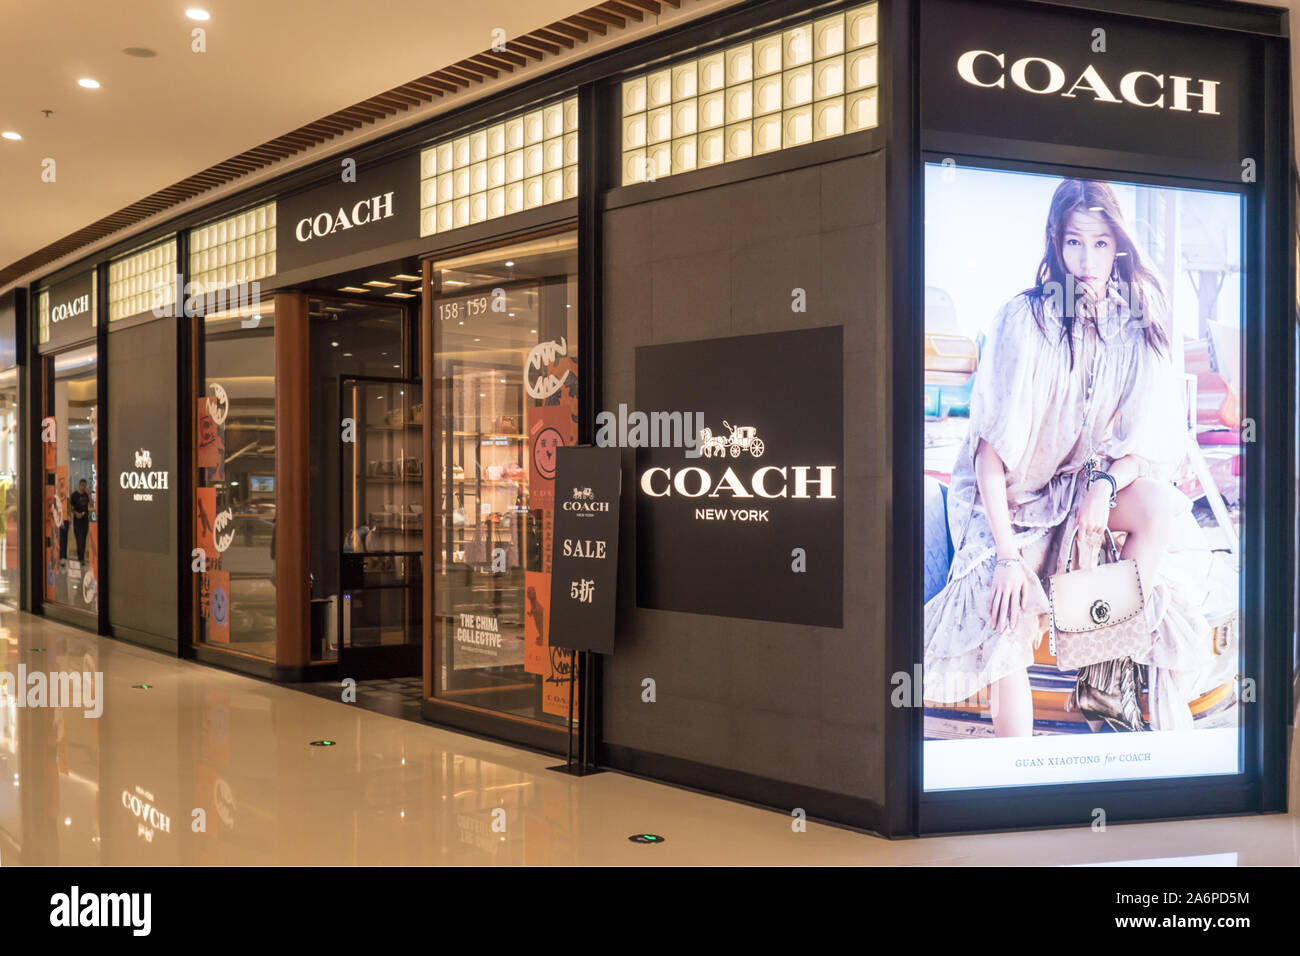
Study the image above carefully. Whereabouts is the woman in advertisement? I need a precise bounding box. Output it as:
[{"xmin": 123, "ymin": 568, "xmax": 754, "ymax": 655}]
[{"xmin": 924, "ymin": 177, "xmax": 1214, "ymax": 737}]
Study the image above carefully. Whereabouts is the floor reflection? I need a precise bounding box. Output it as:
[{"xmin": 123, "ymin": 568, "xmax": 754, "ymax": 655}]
[{"xmin": 0, "ymin": 606, "xmax": 1296, "ymax": 866}]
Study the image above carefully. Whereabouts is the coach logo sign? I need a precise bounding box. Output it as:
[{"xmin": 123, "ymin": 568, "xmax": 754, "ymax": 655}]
[
  {"xmin": 294, "ymin": 191, "xmax": 395, "ymax": 242},
  {"xmin": 275, "ymin": 153, "xmax": 418, "ymax": 273},
  {"xmin": 42, "ymin": 271, "xmax": 96, "ymax": 349},
  {"xmin": 639, "ymin": 424, "xmax": 837, "ymax": 516},
  {"xmin": 636, "ymin": 328, "xmax": 843, "ymax": 627},
  {"xmin": 120, "ymin": 448, "xmax": 169, "ymax": 501},
  {"xmin": 956, "ymin": 50, "xmax": 1221, "ymax": 115},
  {"xmin": 51, "ymin": 293, "xmax": 91, "ymax": 323}
]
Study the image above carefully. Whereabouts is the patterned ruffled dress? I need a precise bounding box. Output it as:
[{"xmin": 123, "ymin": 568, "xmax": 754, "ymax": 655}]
[{"xmin": 923, "ymin": 288, "xmax": 1214, "ymax": 730}]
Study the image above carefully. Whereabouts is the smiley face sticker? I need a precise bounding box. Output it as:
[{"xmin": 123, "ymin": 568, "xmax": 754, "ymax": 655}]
[{"xmin": 533, "ymin": 426, "xmax": 563, "ymax": 481}]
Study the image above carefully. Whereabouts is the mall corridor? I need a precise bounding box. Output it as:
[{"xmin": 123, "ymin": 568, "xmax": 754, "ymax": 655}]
[
  {"xmin": 2, "ymin": 0, "xmax": 1299, "ymax": 912},
  {"xmin": 1, "ymin": 606, "xmax": 1296, "ymax": 866}
]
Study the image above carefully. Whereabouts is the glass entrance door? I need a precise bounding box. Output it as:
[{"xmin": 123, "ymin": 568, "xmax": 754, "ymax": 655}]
[{"xmin": 339, "ymin": 377, "xmax": 422, "ymax": 678}]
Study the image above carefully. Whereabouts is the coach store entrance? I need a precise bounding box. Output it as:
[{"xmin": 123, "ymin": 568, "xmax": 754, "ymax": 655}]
[
  {"xmin": 36, "ymin": 271, "xmax": 101, "ymax": 630},
  {"xmin": 287, "ymin": 260, "xmax": 424, "ymax": 691}
]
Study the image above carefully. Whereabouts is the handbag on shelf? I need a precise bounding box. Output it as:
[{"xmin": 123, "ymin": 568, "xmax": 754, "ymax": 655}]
[{"xmin": 1048, "ymin": 527, "xmax": 1149, "ymax": 672}]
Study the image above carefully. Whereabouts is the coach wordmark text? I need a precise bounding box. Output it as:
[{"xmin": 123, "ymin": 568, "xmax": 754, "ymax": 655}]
[
  {"xmin": 51, "ymin": 293, "xmax": 90, "ymax": 323},
  {"xmin": 956, "ymin": 50, "xmax": 1220, "ymax": 115},
  {"xmin": 295, "ymin": 191, "xmax": 395, "ymax": 242}
]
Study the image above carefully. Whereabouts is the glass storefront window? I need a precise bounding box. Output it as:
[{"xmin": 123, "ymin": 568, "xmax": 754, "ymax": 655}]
[
  {"xmin": 43, "ymin": 346, "xmax": 99, "ymax": 613},
  {"xmin": 196, "ymin": 302, "xmax": 276, "ymax": 658},
  {"xmin": 0, "ymin": 369, "xmax": 19, "ymax": 606},
  {"xmin": 430, "ymin": 232, "xmax": 579, "ymax": 725}
]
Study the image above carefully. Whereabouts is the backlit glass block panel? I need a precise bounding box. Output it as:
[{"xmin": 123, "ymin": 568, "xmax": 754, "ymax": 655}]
[
  {"xmin": 108, "ymin": 238, "xmax": 177, "ymax": 322},
  {"xmin": 620, "ymin": 3, "xmax": 879, "ymax": 184},
  {"xmin": 420, "ymin": 95, "xmax": 578, "ymax": 237},
  {"xmin": 188, "ymin": 201, "xmax": 277, "ymax": 297}
]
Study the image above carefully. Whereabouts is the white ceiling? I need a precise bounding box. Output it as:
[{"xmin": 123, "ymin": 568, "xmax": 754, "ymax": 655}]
[
  {"xmin": 1, "ymin": 0, "xmax": 1295, "ymax": 286},
  {"xmin": 0, "ymin": 0, "xmax": 596, "ymax": 277}
]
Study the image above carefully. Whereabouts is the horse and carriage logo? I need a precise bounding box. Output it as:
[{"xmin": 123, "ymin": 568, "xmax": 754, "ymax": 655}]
[
  {"xmin": 572, "ymin": 487, "xmax": 594, "ymax": 501},
  {"xmin": 697, "ymin": 421, "xmax": 765, "ymax": 459},
  {"xmin": 134, "ymin": 448, "xmax": 153, "ymax": 469}
]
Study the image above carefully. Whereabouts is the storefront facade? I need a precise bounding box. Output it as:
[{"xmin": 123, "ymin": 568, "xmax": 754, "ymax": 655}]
[{"xmin": 4, "ymin": 0, "xmax": 1294, "ymax": 836}]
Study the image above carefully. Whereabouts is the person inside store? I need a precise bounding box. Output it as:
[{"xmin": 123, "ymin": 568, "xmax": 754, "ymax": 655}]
[
  {"xmin": 70, "ymin": 478, "xmax": 91, "ymax": 563},
  {"xmin": 924, "ymin": 178, "xmax": 1214, "ymax": 737}
]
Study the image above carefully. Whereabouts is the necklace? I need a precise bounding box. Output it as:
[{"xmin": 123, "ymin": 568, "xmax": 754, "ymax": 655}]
[{"xmin": 1079, "ymin": 318, "xmax": 1106, "ymax": 475}]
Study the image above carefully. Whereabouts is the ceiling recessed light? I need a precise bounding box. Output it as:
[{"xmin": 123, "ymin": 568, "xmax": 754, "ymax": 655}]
[
  {"xmin": 508, "ymin": 312, "xmax": 515, "ymax": 317},
  {"xmin": 330, "ymin": 341, "xmax": 339, "ymax": 347},
  {"xmin": 338, "ymin": 286, "xmax": 369, "ymax": 294},
  {"xmin": 1, "ymin": 131, "xmax": 22, "ymax": 141},
  {"xmin": 473, "ymin": 338, "xmax": 480, "ymax": 342},
  {"xmin": 390, "ymin": 273, "xmax": 421, "ymax": 282},
  {"xmin": 363, "ymin": 280, "xmax": 395, "ymax": 288},
  {"xmin": 78, "ymin": 78, "xmax": 100, "ymax": 89},
  {"xmin": 530, "ymin": 329, "xmax": 537, "ymax": 333},
  {"xmin": 186, "ymin": 8, "xmax": 211, "ymax": 21},
  {"xmin": 122, "ymin": 47, "xmax": 157, "ymax": 58},
  {"xmin": 384, "ymin": 291, "xmax": 416, "ymax": 299},
  {"xmin": 504, "ymin": 260, "xmax": 515, "ymax": 267}
]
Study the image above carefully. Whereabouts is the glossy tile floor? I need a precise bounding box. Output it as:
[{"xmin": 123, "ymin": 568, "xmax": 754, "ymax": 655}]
[{"xmin": 1, "ymin": 608, "xmax": 1297, "ymax": 865}]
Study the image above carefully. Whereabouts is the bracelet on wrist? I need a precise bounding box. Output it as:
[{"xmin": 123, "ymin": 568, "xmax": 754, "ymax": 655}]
[{"xmin": 1087, "ymin": 470, "xmax": 1119, "ymax": 508}]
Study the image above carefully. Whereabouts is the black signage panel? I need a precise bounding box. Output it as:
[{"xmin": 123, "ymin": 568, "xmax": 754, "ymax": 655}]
[
  {"xmin": 43, "ymin": 271, "xmax": 96, "ymax": 351},
  {"xmin": 107, "ymin": 317, "xmax": 179, "ymax": 645},
  {"xmin": 921, "ymin": 0, "xmax": 1257, "ymax": 170},
  {"xmin": 109, "ymin": 319, "xmax": 177, "ymax": 554},
  {"xmin": 275, "ymin": 152, "xmax": 420, "ymax": 273},
  {"xmin": 635, "ymin": 327, "xmax": 843, "ymax": 627},
  {"xmin": 548, "ymin": 446, "xmax": 622, "ymax": 654}
]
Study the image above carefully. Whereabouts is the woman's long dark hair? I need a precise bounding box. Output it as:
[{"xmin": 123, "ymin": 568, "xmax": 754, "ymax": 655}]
[{"xmin": 1027, "ymin": 178, "xmax": 1169, "ymax": 368}]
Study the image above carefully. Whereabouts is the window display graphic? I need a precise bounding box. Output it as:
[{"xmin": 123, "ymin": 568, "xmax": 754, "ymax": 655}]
[
  {"xmin": 921, "ymin": 164, "xmax": 1243, "ymax": 790},
  {"xmin": 432, "ymin": 233, "xmax": 580, "ymax": 724}
]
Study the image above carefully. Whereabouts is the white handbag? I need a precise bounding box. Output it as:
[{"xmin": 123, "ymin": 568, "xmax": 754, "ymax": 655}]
[{"xmin": 1048, "ymin": 528, "xmax": 1148, "ymax": 671}]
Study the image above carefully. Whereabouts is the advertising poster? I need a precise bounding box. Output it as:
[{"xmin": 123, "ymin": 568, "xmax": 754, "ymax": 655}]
[
  {"xmin": 196, "ymin": 487, "xmax": 217, "ymax": 559},
  {"xmin": 43, "ymin": 483, "xmax": 56, "ymax": 602},
  {"xmin": 202, "ymin": 569, "xmax": 231, "ymax": 644},
  {"xmin": 524, "ymin": 570, "xmax": 549, "ymax": 675},
  {"xmin": 83, "ymin": 523, "xmax": 99, "ymax": 607},
  {"xmin": 528, "ymin": 403, "xmax": 576, "ymax": 511},
  {"xmin": 541, "ymin": 643, "xmax": 574, "ymax": 719},
  {"xmin": 921, "ymin": 164, "xmax": 1242, "ymax": 790},
  {"xmin": 196, "ymin": 397, "xmax": 222, "ymax": 470}
]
